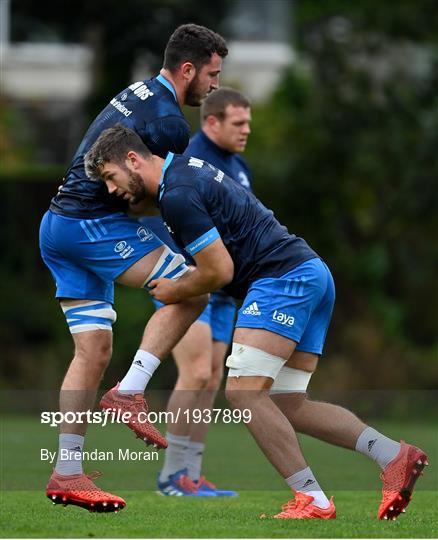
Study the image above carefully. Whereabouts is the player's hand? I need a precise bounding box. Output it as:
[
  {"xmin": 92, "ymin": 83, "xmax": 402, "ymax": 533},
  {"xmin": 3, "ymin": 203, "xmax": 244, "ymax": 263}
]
[{"xmin": 148, "ymin": 278, "xmax": 182, "ymax": 304}]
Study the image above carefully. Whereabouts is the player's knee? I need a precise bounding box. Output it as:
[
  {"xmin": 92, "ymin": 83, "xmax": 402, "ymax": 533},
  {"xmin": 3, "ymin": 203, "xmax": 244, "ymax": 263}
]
[
  {"xmin": 192, "ymin": 368, "xmax": 211, "ymax": 389},
  {"xmin": 74, "ymin": 337, "xmax": 113, "ymax": 369},
  {"xmin": 224, "ymin": 381, "xmax": 242, "ymax": 406},
  {"xmin": 224, "ymin": 384, "xmax": 239, "ymax": 406},
  {"xmin": 225, "ymin": 382, "xmax": 267, "ymax": 408},
  {"xmin": 178, "ymin": 357, "xmax": 212, "ymax": 389},
  {"xmin": 94, "ymin": 341, "xmax": 113, "ymax": 370},
  {"xmin": 190, "ymin": 355, "xmax": 211, "ymax": 389}
]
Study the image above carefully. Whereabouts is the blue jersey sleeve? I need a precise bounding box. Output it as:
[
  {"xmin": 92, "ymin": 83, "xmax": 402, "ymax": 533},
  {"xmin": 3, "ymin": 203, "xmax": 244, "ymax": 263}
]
[
  {"xmin": 161, "ymin": 186, "xmax": 220, "ymax": 256},
  {"xmin": 143, "ymin": 116, "xmax": 190, "ymax": 158}
]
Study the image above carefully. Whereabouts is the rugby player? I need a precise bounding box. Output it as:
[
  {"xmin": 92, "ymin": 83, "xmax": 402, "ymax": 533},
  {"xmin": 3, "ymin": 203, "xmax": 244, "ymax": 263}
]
[
  {"xmin": 141, "ymin": 88, "xmax": 252, "ymax": 496},
  {"xmin": 85, "ymin": 124, "xmax": 428, "ymax": 520},
  {"xmin": 39, "ymin": 24, "xmax": 227, "ymax": 512}
]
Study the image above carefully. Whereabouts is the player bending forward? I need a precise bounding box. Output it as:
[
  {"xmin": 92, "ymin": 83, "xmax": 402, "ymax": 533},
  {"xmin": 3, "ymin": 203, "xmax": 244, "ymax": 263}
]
[{"xmin": 85, "ymin": 124, "xmax": 428, "ymax": 520}]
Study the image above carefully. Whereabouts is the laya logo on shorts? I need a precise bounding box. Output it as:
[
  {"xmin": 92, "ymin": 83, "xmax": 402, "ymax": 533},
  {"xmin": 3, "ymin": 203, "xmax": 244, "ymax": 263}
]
[
  {"xmin": 272, "ymin": 310, "xmax": 295, "ymax": 326},
  {"xmin": 242, "ymin": 302, "xmax": 261, "ymax": 316},
  {"xmin": 137, "ymin": 227, "xmax": 153, "ymax": 242},
  {"xmin": 114, "ymin": 240, "xmax": 134, "ymax": 259}
]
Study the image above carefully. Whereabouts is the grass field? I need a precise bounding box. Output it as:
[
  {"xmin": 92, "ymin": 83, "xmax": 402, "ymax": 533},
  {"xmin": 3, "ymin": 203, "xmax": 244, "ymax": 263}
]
[{"xmin": 1, "ymin": 416, "xmax": 437, "ymax": 538}]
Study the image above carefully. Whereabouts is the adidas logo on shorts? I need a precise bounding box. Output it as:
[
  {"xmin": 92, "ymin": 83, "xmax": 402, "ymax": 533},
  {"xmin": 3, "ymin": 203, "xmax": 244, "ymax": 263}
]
[{"xmin": 242, "ymin": 302, "xmax": 261, "ymax": 316}]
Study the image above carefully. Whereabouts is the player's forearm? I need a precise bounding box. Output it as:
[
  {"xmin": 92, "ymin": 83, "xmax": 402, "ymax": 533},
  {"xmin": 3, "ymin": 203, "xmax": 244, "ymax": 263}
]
[{"xmin": 174, "ymin": 267, "xmax": 229, "ymax": 299}]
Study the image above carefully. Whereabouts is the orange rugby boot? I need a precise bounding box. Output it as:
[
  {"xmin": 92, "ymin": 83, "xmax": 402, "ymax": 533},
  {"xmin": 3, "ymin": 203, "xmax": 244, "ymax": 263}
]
[
  {"xmin": 272, "ymin": 491, "xmax": 336, "ymax": 519},
  {"xmin": 378, "ymin": 440, "xmax": 428, "ymax": 520},
  {"xmin": 46, "ymin": 470, "xmax": 125, "ymax": 512},
  {"xmin": 100, "ymin": 383, "xmax": 167, "ymax": 449}
]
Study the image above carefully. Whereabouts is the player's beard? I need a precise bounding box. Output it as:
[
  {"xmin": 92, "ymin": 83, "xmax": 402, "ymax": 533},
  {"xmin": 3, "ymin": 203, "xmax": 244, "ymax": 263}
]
[
  {"xmin": 128, "ymin": 170, "xmax": 148, "ymax": 204},
  {"xmin": 185, "ymin": 74, "xmax": 207, "ymax": 106}
]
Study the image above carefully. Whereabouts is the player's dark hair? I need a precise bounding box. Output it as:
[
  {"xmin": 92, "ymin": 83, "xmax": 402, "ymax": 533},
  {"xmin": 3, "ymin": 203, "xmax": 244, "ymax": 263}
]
[
  {"xmin": 163, "ymin": 24, "xmax": 228, "ymax": 72},
  {"xmin": 84, "ymin": 124, "xmax": 151, "ymax": 180},
  {"xmin": 201, "ymin": 87, "xmax": 251, "ymax": 121}
]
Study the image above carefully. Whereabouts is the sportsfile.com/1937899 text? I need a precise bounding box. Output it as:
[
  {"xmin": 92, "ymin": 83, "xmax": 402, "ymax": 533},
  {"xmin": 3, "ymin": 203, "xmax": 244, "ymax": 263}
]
[{"xmin": 40, "ymin": 408, "xmax": 252, "ymax": 428}]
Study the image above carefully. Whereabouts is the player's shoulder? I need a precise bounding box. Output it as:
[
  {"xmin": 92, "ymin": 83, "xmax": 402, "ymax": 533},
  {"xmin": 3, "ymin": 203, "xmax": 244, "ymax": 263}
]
[
  {"xmin": 137, "ymin": 76, "xmax": 174, "ymax": 101},
  {"xmin": 234, "ymin": 152, "xmax": 249, "ymax": 167},
  {"xmin": 187, "ymin": 129, "xmax": 204, "ymax": 143},
  {"xmin": 167, "ymin": 154, "xmax": 204, "ymax": 178},
  {"xmin": 230, "ymin": 152, "xmax": 250, "ymax": 177},
  {"xmin": 160, "ymin": 158, "xmax": 200, "ymax": 213},
  {"xmin": 185, "ymin": 130, "xmax": 209, "ymax": 155},
  {"xmin": 121, "ymin": 76, "xmax": 182, "ymax": 116},
  {"xmin": 146, "ymin": 115, "xmax": 190, "ymax": 157},
  {"xmin": 164, "ymin": 155, "xmax": 216, "ymax": 190}
]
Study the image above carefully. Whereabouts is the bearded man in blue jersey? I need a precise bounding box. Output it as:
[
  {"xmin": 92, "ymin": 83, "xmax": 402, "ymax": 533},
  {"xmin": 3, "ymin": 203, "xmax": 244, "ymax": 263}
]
[
  {"xmin": 141, "ymin": 88, "xmax": 252, "ymax": 496},
  {"xmin": 85, "ymin": 124, "xmax": 428, "ymax": 521},
  {"xmin": 39, "ymin": 24, "xmax": 227, "ymax": 512}
]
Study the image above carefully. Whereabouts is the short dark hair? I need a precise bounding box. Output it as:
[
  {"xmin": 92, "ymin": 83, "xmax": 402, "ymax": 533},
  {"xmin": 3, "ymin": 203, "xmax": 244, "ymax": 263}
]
[
  {"xmin": 84, "ymin": 124, "xmax": 151, "ymax": 180},
  {"xmin": 201, "ymin": 87, "xmax": 251, "ymax": 121},
  {"xmin": 163, "ymin": 23, "xmax": 228, "ymax": 72}
]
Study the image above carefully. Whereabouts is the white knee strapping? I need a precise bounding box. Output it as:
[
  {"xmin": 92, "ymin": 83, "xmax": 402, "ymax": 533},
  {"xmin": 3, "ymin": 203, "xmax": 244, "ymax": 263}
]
[
  {"xmin": 226, "ymin": 342, "xmax": 286, "ymax": 379},
  {"xmin": 269, "ymin": 366, "xmax": 313, "ymax": 394},
  {"xmin": 142, "ymin": 245, "xmax": 189, "ymax": 288},
  {"xmin": 61, "ymin": 301, "xmax": 117, "ymax": 334}
]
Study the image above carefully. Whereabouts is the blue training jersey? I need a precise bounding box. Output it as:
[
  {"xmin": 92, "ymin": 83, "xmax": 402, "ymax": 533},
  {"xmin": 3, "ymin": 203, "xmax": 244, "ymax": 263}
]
[
  {"xmin": 50, "ymin": 75, "xmax": 190, "ymax": 218},
  {"xmin": 185, "ymin": 129, "xmax": 252, "ymax": 190},
  {"xmin": 142, "ymin": 130, "xmax": 253, "ymax": 261},
  {"xmin": 187, "ymin": 130, "xmax": 252, "ymax": 303},
  {"xmin": 158, "ymin": 154, "xmax": 318, "ymax": 300}
]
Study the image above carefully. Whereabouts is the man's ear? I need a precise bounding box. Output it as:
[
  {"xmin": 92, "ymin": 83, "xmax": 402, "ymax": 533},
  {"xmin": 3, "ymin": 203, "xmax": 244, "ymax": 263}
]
[
  {"xmin": 180, "ymin": 61, "xmax": 196, "ymax": 82},
  {"xmin": 205, "ymin": 114, "xmax": 221, "ymax": 133},
  {"xmin": 126, "ymin": 150, "xmax": 141, "ymax": 168}
]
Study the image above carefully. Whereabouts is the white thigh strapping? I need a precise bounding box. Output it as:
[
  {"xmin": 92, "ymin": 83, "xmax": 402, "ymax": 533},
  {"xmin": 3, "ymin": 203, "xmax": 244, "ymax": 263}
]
[
  {"xmin": 226, "ymin": 342, "xmax": 286, "ymax": 380},
  {"xmin": 142, "ymin": 245, "xmax": 188, "ymax": 287},
  {"xmin": 269, "ymin": 366, "xmax": 313, "ymax": 394},
  {"xmin": 61, "ymin": 300, "xmax": 116, "ymax": 334}
]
